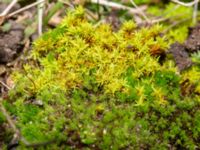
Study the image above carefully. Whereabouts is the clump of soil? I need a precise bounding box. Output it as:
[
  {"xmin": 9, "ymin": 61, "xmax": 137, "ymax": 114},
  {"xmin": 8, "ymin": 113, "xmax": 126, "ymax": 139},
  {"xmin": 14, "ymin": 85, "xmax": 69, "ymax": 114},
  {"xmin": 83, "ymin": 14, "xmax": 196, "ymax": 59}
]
[
  {"xmin": 168, "ymin": 22, "xmax": 200, "ymax": 71},
  {"xmin": 185, "ymin": 23, "xmax": 200, "ymax": 52},
  {"xmin": 0, "ymin": 2, "xmax": 24, "ymax": 64},
  {"xmin": 169, "ymin": 42, "xmax": 192, "ymax": 71},
  {"xmin": 0, "ymin": 21, "xmax": 24, "ymax": 63}
]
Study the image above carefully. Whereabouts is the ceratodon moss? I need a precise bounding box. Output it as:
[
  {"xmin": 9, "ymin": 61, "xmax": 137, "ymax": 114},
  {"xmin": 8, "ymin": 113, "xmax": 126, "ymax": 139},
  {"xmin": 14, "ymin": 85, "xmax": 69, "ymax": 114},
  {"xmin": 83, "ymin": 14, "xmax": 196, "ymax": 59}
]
[{"xmin": 2, "ymin": 6, "xmax": 200, "ymax": 149}]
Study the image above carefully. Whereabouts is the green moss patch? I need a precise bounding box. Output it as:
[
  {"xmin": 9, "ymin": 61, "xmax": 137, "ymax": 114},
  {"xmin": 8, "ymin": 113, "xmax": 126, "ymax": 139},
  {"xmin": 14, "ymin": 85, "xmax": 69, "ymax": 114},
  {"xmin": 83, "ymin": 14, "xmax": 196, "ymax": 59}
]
[{"xmin": 5, "ymin": 7, "xmax": 200, "ymax": 149}]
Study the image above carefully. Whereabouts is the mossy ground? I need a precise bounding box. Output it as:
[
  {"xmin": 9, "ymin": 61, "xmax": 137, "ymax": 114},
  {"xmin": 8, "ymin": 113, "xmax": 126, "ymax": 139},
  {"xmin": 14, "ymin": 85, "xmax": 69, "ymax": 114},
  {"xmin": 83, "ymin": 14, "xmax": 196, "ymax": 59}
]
[{"xmin": 1, "ymin": 4, "xmax": 200, "ymax": 150}]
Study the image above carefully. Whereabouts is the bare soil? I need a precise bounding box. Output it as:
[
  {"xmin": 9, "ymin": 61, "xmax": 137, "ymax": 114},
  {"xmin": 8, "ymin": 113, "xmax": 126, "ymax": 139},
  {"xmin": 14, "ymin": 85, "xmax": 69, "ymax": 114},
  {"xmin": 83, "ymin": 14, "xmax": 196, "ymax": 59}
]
[
  {"xmin": 0, "ymin": 21, "xmax": 24, "ymax": 63},
  {"xmin": 169, "ymin": 22, "xmax": 200, "ymax": 72}
]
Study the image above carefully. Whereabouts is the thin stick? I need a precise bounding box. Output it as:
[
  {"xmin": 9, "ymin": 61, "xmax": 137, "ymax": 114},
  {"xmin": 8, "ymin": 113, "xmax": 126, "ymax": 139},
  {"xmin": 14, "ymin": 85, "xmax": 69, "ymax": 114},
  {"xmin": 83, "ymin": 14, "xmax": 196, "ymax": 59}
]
[
  {"xmin": 151, "ymin": 11, "xmax": 191, "ymax": 24},
  {"xmin": 193, "ymin": 0, "xmax": 199, "ymax": 24},
  {"xmin": 37, "ymin": 0, "xmax": 45, "ymax": 35},
  {"xmin": 171, "ymin": 0, "xmax": 198, "ymax": 7},
  {"xmin": 163, "ymin": 18, "xmax": 190, "ymax": 33},
  {"xmin": 23, "ymin": 139, "xmax": 56, "ymax": 148},
  {"xmin": 0, "ymin": 80, "xmax": 11, "ymax": 90},
  {"xmin": 7, "ymin": 0, "xmax": 45, "ymax": 18},
  {"xmin": 0, "ymin": 0, "xmax": 18, "ymax": 25},
  {"xmin": 171, "ymin": 0, "xmax": 199, "ymax": 24},
  {"xmin": 90, "ymin": 0, "xmax": 147, "ymax": 15},
  {"xmin": 58, "ymin": 0, "xmax": 74, "ymax": 8},
  {"xmin": 130, "ymin": 0, "xmax": 150, "ymax": 23},
  {"xmin": 0, "ymin": 0, "xmax": 18, "ymax": 16}
]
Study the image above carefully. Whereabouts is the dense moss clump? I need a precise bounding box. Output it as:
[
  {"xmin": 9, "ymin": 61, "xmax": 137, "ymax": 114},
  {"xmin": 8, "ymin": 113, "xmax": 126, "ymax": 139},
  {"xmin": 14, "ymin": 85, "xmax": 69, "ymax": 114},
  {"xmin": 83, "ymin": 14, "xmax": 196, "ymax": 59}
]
[{"xmin": 4, "ymin": 7, "xmax": 200, "ymax": 149}]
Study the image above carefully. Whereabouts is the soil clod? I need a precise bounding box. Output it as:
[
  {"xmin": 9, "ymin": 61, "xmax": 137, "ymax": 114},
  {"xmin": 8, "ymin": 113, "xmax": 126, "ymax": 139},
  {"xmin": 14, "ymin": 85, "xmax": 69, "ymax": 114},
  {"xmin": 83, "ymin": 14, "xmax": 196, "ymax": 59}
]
[
  {"xmin": 0, "ymin": 21, "xmax": 24, "ymax": 63},
  {"xmin": 169, "ymin": 42, "xmax": 192, "ymax": 71},
  {"xmin": 185, "ymin": 23, "xmax": 200, "ymax": 52}
]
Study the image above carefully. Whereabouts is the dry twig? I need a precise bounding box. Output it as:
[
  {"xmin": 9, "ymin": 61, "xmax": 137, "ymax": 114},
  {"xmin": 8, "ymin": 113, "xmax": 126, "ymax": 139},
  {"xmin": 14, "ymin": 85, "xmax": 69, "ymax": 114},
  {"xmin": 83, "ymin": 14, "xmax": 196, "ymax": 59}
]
[
  {"xmin": 0, "ymin": 0, "xmax": 46, "ymax": 26},
  {"xmin": 8, "ymin": 0, "xmax": 45, "ymax": 18},
  {"xmin": 130, "ymin": 0, "xmax": 150, "ymax": 23},
  {"xmin": 90, "ymin": 0, "xmax": 147, "ymax": 15},
  {"xmin": 0, "ymin": 0, "xmax": 18, "ymax": 25},
  {"xmin": 193, "ymin": 0, "xmax": 199, "ymax": 23},
  {"xmin": 171, "ymin": 0, "xmax": 199, "ymax": 23},
  {"xmin": 37, "ymin": 0, "xmax": 45, "ymax": 35},
  {"xmin": 171, "ymin": 0, "xmax": 198, "ymax": 7},
  {"xmin": 163, "ymin": 18, "xmax": 191, "ymax": 33},
  {"xmin": 0, "ymin": 80, "xmax": 11, "ymax": 90}
]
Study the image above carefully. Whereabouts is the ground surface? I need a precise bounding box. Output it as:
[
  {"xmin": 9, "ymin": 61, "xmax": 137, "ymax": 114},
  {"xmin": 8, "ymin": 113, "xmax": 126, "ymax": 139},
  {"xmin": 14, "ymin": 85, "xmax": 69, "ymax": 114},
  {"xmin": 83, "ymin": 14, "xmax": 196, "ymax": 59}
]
[{"xmin": 0, "ymin": 0, "xmax": 200, "ymax": 149}]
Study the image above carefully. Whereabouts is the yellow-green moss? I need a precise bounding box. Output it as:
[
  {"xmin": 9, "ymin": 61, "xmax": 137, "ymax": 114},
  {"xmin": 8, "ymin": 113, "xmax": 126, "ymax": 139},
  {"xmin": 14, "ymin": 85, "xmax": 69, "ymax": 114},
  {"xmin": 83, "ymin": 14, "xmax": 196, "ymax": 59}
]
[{"xmin": 4, "ymin": 6, "xmax": 200, "ymax": 149}]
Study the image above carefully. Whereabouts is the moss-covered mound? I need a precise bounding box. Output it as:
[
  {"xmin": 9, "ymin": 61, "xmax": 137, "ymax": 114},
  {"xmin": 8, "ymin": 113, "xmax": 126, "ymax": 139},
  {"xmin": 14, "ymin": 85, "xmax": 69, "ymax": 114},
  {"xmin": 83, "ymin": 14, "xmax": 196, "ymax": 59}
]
[{"xmin": 3, "ymin": 7, "xmax": 200, "ymax": 149}]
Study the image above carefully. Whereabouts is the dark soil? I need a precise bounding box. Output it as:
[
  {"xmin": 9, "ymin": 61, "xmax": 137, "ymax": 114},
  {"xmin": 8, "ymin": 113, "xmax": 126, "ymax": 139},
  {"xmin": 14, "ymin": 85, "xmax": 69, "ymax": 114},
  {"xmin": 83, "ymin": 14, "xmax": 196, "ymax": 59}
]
[
  {"xmin": 185, "ymin": 23, "xmax": 200, "ymax": 52},
  {"xmin": 168, "ymin": 22, "xmax": 200, "ymax": 71},
  {"xmin": 0, "ymin": 2, "xmax": 25, "ymax": 64},
  {"xmin": 169, "ymin": 42, "xmax": 192, "ymax": 71},
  {"xmin": 0, "ymin": 21, "xmax": 24, "ymax": 63}
]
